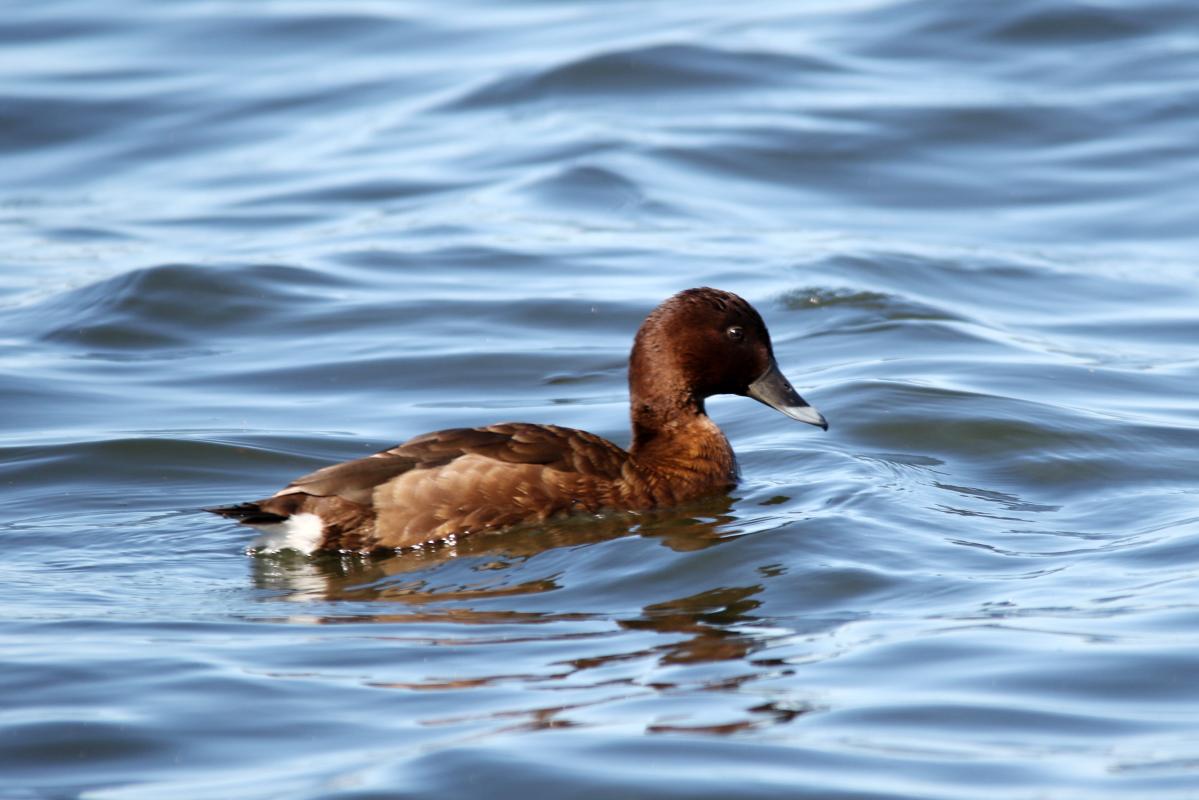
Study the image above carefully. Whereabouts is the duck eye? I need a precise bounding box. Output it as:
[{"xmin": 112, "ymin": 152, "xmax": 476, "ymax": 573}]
[{"xmin": 726, "ymin": 325, "xmax": 745, "ymax": 342}]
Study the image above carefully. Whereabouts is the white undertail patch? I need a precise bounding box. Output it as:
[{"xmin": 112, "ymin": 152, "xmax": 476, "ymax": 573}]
[{"xmin": 248, "ymin": 512, "xmax": 325, "ymax": 555}]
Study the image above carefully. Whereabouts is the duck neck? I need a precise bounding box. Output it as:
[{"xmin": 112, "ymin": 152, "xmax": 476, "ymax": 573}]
[
  {"xmin": 628, "ymin": 373, "xmax": 735, "ymax": 480},
  {"xmin": 629, "ymin": 383, "xmax": 703, "ymax": 454}
]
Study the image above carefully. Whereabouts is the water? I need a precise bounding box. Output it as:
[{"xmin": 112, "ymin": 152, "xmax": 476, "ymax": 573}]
[{"xmin": 3, "ymin": 1, "xmax": 1198, "ymax": 797}]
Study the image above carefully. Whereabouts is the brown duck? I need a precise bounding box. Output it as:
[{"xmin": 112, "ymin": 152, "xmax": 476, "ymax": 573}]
[{"xmin": 209, "ymin": 287, "xmax": 827, "ymax": 553}]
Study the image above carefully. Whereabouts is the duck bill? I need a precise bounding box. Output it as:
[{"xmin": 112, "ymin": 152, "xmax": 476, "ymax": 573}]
[{"xmin": 746, "ymin": 361, "xmax": 828, "ymax": 430}]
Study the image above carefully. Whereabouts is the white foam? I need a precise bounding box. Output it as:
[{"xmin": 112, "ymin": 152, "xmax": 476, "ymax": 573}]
[{"xmin": 248, "ymin": 512, "xmax": 325, "ymax": 555}]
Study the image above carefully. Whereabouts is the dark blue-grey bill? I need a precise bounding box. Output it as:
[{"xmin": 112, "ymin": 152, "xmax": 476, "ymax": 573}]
[{"xmin": 746, "ymin": 361, "xmax": 828, "ymax": 430}]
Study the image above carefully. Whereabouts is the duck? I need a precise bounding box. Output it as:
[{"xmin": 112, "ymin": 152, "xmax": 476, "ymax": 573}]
[{"xmin": 208, "ymin": 287, "xmax": 827, "ymax": 554}]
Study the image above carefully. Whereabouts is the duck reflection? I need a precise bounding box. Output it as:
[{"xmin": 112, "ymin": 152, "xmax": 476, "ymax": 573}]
[
  {"xmin": 246, "ymin": 496, "xmax": 816, "ymax": 735},
  {"xmin": 619, "ymin": 585, "xmax": 762, "ymax": 665},
  {"xmin": 247, "ymin": 495, "xmax": 776, "ymax": 668},
  {"xmin": 249, "ymin": 494, "xmax": 737, "ymax": 607}
]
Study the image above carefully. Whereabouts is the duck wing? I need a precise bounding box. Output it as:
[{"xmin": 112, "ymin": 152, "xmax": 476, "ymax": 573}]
[
  {"xmin": 209, "ymin": 423, "xmax": 633, "ymax": 551},
  {"xmin": 281, "ymin": 422, "xmax": 629, "ymax": 505}
]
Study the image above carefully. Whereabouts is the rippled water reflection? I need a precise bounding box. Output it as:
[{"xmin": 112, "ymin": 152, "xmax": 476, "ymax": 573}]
[{"xmin": 3, "ymin": 0, "xmax": 1199, "ymax": 798}]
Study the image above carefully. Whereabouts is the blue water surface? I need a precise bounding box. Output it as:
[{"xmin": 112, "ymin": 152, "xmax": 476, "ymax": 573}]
[{"xmin": 2, "ymin": 1, "xmax": 1199, "ymax": 798}]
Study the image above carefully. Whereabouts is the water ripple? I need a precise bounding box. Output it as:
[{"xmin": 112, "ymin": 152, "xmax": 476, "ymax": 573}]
[{"xmin": 4, "ymin": 1, "xmax": 1199, "ymax": 798}]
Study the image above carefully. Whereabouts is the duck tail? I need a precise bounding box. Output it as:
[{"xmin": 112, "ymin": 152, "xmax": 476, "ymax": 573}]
[{"xmin": 204, "ymin": 502, "xmax": 287, "ymax": 525}]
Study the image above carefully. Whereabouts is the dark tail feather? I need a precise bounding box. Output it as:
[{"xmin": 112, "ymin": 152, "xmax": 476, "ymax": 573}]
[{"xmin": 205, "ymin": 502, "xmax": 287, "ymax": 525}]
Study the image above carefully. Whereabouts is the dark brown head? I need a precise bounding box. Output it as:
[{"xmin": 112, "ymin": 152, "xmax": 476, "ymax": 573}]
[{"xmin": 628, "ymin": 288, "xmax": 826, "ymax": 442}]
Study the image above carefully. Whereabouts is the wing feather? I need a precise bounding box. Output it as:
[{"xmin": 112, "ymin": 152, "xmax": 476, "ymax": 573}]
[{"xmin": 279, "ymin": 423, "xmax": 628, "ymax": 508}]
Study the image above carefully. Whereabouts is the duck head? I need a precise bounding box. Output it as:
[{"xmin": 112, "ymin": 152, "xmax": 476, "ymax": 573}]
[{"xmin": 629, "ymin": 287, "xmax": 827, "ymax": 437}]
